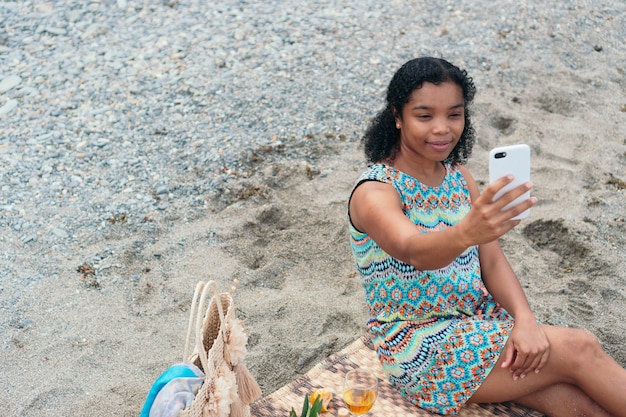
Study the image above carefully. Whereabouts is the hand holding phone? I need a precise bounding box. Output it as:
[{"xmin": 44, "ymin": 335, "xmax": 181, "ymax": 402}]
[{"xmin": 488, "ymin": 144, "xmax": 532, "ymax": 220}]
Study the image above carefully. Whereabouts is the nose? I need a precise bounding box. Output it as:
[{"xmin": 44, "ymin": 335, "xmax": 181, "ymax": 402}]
[{"xmin": 432, "ymin": 116, "xmax": 451, "ymax": 135}]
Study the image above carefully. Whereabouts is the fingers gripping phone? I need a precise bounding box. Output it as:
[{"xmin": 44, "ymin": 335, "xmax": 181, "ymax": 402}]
[{"xmin": 489, "ymin": 144, "xmax": 531, "ymax": 220}]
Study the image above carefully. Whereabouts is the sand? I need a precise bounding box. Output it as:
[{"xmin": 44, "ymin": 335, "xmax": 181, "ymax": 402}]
[
  {"xmin": 5, "ymin": 102, "xmax": 626, "ymax": 415},
  {"xmin": 2, "ymin": 2, "xmax": 626, "ymax": 417}
]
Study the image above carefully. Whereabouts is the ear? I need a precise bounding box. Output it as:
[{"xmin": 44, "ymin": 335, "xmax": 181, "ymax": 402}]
[{"xmin": 392, "ymin": 106, "xmax": 401, "ymax": 129}]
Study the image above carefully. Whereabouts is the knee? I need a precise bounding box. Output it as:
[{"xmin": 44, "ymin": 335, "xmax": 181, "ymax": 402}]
[{"xmin": 564, "ymin": 328, "xmax": 604, "ymax": 365}]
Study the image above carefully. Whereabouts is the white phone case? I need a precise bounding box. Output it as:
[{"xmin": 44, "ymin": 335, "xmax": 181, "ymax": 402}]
[{"xmin": 489, "ymin": 144, "xmax": 531, "ymax": 220}]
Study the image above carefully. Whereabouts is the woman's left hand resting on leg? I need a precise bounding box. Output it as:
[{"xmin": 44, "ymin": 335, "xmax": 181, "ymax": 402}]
[{"xmin": 500, "ymin": 314, "xmax": 550, "ymax": 381}]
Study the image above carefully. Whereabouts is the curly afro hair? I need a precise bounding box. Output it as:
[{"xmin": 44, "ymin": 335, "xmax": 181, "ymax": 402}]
[{"xmin": 362, "ymin": 57, "xmax": 476, "ymax": 166}]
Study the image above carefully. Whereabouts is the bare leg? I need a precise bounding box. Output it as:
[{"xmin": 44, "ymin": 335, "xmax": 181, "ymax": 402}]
[
  {"xmin": 469, "ymin": 325, "xmax": 626, "ymax": 416},
  {"xmin": 515, "ymin": 383, "xmax": 611, "ymax": 417}
]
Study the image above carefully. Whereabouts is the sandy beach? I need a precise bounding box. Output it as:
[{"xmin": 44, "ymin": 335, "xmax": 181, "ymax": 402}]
[{"xmin": 1, "ymin": 1, "xmax": 625, "ymax": 416}]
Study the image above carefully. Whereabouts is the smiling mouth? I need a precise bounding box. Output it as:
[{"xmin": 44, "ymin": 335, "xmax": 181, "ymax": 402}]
[{"xmin": 428, "ymin": 142, "xmax": 452, "ymax": 151}]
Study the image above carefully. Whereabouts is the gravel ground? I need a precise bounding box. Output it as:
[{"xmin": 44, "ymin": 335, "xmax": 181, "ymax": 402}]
[
  {"xmin": 1, "ymin": 1, "xmax": 625, "ymax": 416},
  {"xmin": 2, "ymin": 0, "xmax": 624, "ymax": 286}
]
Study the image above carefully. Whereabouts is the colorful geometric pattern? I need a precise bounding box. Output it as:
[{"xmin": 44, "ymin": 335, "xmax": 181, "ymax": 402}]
[{"xmin": 348, "ymin": 163, "xmax": 514, "ymax": 414}]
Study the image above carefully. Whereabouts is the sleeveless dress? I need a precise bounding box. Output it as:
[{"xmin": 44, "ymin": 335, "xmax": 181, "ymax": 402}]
[{"xmin": 348, "ymin": 163, "xmax": 514, "ymax": 415}]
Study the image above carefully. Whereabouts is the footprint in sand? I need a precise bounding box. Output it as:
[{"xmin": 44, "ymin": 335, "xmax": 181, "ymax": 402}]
[
  {"xmin": 537, "ymin": 90, "xmax": 578, "ymax": 117},
  {"xmin": 565, "ymin": 279, "xmax": 595, "ymax": 317},
  {"xmin": 489, "ymin": 114, "xmax": 517, "ymax": 136},
  {"xmin": 522, "ymin": 219, "xmax": 588, "ymax": 269}
]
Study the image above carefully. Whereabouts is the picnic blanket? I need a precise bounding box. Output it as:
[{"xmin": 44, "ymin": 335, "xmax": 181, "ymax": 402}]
[{"xmin": 250, "ymin": 335, "xmax": 544, "ymax": 417}]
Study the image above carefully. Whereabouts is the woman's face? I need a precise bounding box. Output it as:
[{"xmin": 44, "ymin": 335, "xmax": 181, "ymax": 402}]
[{"xmin": 395, "ymin": 81, "xmax": 465, "ymax": 164}]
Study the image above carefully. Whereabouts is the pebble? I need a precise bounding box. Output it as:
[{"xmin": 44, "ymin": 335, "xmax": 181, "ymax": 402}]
[
  {"xmin": 0, "ymin": 75, "xmax": 22, "ymax": 93},
  {"xmin": 0, "ymin": 98, "xmax": 18, "ymax": 115}
]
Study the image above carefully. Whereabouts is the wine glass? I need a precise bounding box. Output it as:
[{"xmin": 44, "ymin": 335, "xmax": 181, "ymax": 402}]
[{"xmin": 342, "ymin": 368, "xmax": 378, "ymax": 415}]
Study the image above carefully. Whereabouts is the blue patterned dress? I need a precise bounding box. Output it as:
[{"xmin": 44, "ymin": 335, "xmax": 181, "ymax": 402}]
[{"xmin": 348, "ymin": 163, "xmax": 513, "ymax": 415}]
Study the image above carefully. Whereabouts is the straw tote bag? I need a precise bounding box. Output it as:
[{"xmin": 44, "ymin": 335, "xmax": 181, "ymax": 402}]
[{"xmin": 179, "ymin": 281, "xmax": 261, "ymax": 417}]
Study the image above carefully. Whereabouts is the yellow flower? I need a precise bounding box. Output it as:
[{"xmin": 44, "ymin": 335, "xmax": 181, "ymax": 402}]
[{"xmin": 310, "ymin": 389, "xmax": 332, "ymax": 412}]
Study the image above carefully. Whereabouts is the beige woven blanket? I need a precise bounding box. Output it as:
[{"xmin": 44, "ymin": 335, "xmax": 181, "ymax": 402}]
[{"xmin": 250, "ymin": 335, "xmax": 543, "ymax": 417}]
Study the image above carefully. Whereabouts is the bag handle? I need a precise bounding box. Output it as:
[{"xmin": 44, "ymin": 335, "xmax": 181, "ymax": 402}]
[
  {"xmin": 183, "ymin": 281, "xmax": 206, "ymax": 361},
  {"xmin": 183, "ymin": 280, "xmax": 227, "ymax": 376}
]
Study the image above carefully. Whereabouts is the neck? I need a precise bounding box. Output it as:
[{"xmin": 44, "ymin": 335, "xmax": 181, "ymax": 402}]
[{"xmin": 390, "ymin": 156, "xmax": 446, "ymax": 187}]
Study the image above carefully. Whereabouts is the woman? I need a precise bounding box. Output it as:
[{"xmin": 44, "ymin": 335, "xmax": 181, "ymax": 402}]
[{"xmin": 348, "ymin": 57, "xmax": 626, "ymax": 416}]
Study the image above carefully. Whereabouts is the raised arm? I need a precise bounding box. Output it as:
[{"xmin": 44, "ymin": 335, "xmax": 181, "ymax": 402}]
[
  {"xmin": 349, "ymin": 179, "xmax": 467, "ymax": 270},
  {"xmin": 348, "ymin": 166, "xmax": 536, "ymax": 271}
]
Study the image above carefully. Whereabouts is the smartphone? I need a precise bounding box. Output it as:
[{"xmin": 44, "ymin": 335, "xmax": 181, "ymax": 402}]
[{"xmin": 489, "ymin": 144, "xmax": 531, "ymax": 220}]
